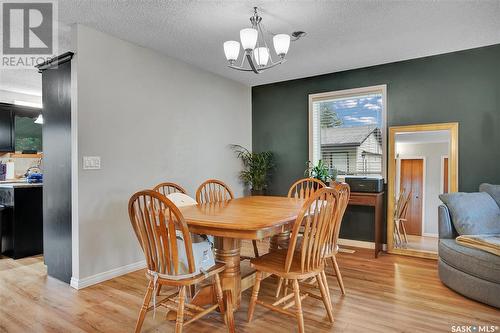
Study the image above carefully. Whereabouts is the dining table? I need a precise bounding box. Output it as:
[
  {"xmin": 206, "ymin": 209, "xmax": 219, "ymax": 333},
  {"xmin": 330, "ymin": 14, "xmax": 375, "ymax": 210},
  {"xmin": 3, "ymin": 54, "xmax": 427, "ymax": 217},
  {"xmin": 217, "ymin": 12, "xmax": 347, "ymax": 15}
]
[{"xmin": 178, "ymin": 195, "xmax": 305, "ymax": 310}]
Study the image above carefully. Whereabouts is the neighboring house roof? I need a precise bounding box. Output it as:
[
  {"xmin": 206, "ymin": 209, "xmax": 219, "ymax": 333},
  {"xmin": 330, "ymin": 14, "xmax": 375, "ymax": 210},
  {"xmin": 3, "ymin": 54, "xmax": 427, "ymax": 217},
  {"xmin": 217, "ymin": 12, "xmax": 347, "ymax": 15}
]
[{"xmin": 321, "ymin": 125, "xmax": 381, "ymax": 147}]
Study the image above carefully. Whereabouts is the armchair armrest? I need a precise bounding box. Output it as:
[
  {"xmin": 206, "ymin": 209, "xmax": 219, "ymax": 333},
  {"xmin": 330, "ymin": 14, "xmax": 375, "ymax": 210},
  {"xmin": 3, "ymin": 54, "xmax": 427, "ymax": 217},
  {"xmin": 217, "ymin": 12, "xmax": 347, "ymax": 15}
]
[{"xmin": 438, "ymin": 204, "xmax": 458, "ymax": 239}]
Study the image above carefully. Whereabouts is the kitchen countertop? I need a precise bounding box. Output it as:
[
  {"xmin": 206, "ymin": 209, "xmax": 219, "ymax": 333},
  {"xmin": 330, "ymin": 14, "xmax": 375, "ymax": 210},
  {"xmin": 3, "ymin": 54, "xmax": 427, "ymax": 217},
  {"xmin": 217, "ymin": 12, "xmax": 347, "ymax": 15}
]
[{"xmin": 0, "ymin": 181, "xmax": 43, "ymax": 188}]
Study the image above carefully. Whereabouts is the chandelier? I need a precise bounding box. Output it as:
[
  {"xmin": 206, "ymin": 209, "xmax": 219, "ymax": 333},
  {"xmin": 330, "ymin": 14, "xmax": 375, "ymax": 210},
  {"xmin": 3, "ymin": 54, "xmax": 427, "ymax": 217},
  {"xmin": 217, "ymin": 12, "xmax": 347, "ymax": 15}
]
[{"xmin": 223, "ymin": 7, "xmax": 291, "ymax": 74}]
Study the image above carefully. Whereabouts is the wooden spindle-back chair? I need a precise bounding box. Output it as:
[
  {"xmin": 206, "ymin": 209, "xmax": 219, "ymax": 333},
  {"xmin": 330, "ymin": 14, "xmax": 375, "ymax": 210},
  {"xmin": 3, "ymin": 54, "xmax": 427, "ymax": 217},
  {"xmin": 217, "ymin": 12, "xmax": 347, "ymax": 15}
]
[
  {"xmin": 153, "ymin": 182, "xmax": 187, "ymax": 197},
  {"xmin": 287, "ymin": 177, "xmax": 326, "ymax": 199},
  {"xmin": 394, "ymin": 189, "xmax": 412, "ymax": 247},
  {"xmin": 275, "ymin": 177, "xmax": 327, "ymax": 297},
  {"xmin": 195, "ymin": 179, "xmax": 234, "ymax": 204},
  {"xmin": 195, "ymin": 179, "xmax": 260, "ymax": 258},
  {"xmin": 248, "ymin": 188, "xmax": 340, "ymax": 332},
  {"xmin": 128, "ymin": 190, "xmax": 233, "ymax": 333},
  {"xmin": 324, "ymin": 181, "xmax": 350, "ymax": 294}
]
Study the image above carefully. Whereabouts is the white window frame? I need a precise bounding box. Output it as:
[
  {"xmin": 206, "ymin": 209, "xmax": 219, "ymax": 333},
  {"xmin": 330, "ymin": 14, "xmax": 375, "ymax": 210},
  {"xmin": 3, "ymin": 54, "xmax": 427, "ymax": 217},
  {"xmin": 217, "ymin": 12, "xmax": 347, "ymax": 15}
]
[{"xmin": 308, "ymin": 84, "xmax": 387, "ymax": 180}]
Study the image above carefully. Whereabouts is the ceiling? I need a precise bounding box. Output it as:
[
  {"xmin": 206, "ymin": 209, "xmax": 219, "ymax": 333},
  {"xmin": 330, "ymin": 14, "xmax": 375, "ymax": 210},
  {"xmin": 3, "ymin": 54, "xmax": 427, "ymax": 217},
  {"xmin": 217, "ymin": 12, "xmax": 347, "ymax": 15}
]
[{"xmin": 1, "ymin": 0, "xmax": 500, "ymax": 98}]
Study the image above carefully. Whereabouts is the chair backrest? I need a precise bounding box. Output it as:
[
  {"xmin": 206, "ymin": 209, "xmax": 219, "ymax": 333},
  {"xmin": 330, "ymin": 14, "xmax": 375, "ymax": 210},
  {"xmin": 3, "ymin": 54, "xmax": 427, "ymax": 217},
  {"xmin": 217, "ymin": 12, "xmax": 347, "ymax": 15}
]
[
  {"xmin": 329, "ymin": 181, "xmax": 351, "ymax": 250},
  {"xmin": 285, "ymin": 187, "xmax": 340, "ymax": 273},
  {"xmin": 399, "ymin": 191, "xmax": 412, "ymax": 220},
  {"xmin": 153, "ymin": 182, "xmax": 187, "ymax": 197},
  {"xmin": 288, "ymin": 178, "xmax": 326, "ymax": 199},
  {"xmin": 128, "ymin": 190, "xmax": 195, "ymax": 276},
  {"xmin": 195, "ymin": 179, "xmax": 234, "ymax": 204}
]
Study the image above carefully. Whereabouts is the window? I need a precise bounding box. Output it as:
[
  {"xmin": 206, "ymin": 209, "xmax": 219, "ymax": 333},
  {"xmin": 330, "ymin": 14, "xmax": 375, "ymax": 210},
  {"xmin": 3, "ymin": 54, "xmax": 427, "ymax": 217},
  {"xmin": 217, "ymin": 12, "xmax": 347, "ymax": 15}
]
[{"xmin": 309, "ymin": 85, "xmax": 386, "ymax": 179}]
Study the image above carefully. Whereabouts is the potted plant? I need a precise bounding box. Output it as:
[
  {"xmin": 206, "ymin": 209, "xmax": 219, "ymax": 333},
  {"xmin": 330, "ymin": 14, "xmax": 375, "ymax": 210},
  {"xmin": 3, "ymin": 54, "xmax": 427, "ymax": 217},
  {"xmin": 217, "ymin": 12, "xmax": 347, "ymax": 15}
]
[
  {"xmin": 304, "ymin": 160, "xmax": 337, "ymax": 185},
  {"xmin": 230, "ymin": 144, "xmax": 274, "ymax": 195}
]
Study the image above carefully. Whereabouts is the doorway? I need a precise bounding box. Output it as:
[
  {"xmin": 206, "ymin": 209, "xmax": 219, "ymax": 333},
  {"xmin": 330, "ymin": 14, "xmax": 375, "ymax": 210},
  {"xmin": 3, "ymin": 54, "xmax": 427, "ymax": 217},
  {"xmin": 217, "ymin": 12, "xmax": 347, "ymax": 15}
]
[{"xmin": 399, "ymin": 158, "xmax": 424, "ymax": 236}]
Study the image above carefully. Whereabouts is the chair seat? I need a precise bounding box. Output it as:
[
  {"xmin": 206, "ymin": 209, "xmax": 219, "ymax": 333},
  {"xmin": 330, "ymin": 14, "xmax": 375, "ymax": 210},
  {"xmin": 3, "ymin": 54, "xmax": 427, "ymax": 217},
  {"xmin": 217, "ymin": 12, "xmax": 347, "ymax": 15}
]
[
  {"xmin": 250, "ymin": 249, "xmax": 323, "ymax": 279},
  {"xmin": 147, "ymin": 262, "xmax": 226, "ymax": 286}
]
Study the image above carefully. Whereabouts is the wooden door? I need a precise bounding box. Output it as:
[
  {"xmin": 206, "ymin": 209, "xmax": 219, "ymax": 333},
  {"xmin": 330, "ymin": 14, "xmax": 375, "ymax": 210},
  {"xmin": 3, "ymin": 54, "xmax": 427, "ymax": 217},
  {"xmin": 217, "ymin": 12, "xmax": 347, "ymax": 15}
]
[
  {"xmin": 400, "ymin": 159, "xmax": 423, "ymax": 236},
  {"xmin": 443, "ymin": 157, "xmax": 449, "ymax": 194}
]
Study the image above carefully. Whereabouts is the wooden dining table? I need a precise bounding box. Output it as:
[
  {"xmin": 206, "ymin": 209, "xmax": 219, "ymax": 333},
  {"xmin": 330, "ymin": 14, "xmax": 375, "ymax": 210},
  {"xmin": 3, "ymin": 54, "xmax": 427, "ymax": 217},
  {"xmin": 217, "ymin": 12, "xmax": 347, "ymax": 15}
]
[{"xmin": 178, "ymin": 195, "xmax": 305, "ymax": 310}]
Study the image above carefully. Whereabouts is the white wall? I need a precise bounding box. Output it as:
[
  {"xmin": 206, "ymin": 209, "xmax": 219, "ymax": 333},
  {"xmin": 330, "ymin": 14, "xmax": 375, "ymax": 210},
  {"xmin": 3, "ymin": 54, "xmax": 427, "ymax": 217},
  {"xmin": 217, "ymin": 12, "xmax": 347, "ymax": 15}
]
[
  {"xmin": 396, "ymin": 142, "xmax": 449, "ymax": 236},
  {"xmin": 71, "ymin": 24, "xmax": 251, "ymax": 285}
]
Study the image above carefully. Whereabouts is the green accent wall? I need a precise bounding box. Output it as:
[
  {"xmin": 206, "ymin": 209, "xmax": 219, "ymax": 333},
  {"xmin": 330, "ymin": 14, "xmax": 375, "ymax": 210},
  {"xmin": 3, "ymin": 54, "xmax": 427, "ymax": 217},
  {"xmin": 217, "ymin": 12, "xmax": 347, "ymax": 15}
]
[{"xmin": 252, "ymin": 44, "xmax": 500, "ymax": 242}]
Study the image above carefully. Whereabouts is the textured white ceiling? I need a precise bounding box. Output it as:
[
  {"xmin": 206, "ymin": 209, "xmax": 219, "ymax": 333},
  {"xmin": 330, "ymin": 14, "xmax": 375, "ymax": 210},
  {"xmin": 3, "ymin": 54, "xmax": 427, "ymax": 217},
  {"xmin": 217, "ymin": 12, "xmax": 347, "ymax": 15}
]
[{"xmin": 1, "ymin": 0, "xmax": 500, "ymax": 99}]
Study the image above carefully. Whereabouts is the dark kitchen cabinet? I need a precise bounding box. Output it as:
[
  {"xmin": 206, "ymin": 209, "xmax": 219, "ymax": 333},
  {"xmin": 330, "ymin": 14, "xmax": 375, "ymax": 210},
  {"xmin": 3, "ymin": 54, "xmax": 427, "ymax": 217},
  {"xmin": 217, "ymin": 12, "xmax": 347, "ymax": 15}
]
[
  {"xmin": 0, "ymin": 104, "xmax": 14, "ymax": 152},
  {"xmin": 0, "ymin": 185, "xmax": 43, "ymax": 259}
]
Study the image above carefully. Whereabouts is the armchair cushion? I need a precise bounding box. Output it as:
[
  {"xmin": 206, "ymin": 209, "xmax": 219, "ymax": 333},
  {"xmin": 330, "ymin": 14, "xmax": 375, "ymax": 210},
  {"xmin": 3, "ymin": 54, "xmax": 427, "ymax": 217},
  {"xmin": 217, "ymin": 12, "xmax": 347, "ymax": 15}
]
[
  {"xmin": 439, "ymin": 239, "xmax": 500, "ymax": 284},
  {"xmin": 479, "ymin": 183, "xmax": 500, "ymax": 208},
  {"xmin": 439, "ymin": 192, "xmax": 500, "ymax": 235},
  {"xmin": 438, "ymin": 205, "xmax": 457, "ymax": 239}
]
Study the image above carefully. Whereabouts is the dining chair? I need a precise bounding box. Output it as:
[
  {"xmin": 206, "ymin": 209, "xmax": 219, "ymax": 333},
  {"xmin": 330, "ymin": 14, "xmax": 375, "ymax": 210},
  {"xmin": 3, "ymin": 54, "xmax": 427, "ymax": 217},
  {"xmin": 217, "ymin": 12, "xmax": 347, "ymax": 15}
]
[
  {"xmin": 290, "ymin": 182, "xmax": 350, "ymax": 297},
  {"xmin": 153, "ymin": 182, "xmax": 187, "ymax": 196},
  {"xmin": 393, "ymin": 189, "xmax": 411, "ymax": 247},
  {"xmin": 196, "ymin": 179, "xmax": 260, "ymax": 258},
  {"xmin": 287, "ymin": 177, "xmax": 326, "ymax": 199},
  {"xmin": 323, "ymin": 181, "xmax": 350, "ymax": 295},
  {"xmin": 248, "ymin": 188, "xmax": 340, "ymax": 333},
  {"xmin": 152, "ymin": 188, "xmax": 200, "ymax": 298},
  {"xmin": 275, "ymin": 177, "xmax": 327, "ymax": 297},
  {"xmin": 195, "ymin": 179, "xmax": 234, "ymax": 203},
  {"xmin": 128, "ymin": 190, "xmax": 234, "ymax": 333}
]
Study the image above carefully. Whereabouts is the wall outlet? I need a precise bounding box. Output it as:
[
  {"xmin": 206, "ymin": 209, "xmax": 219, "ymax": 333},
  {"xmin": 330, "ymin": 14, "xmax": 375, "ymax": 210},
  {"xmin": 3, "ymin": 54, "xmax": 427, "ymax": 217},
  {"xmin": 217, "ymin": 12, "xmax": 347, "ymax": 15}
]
[{"xmin": 83, "ymin": 156, "xmax": 101, "ymax": 170}]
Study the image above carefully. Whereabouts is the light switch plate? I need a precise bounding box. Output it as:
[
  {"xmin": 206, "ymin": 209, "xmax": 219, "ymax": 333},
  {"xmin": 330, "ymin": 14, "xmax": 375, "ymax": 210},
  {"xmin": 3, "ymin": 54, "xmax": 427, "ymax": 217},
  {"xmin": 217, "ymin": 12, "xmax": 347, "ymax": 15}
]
[{"xmin": 83, "ymin": 156, "xmax": 101, "ymax": 170}]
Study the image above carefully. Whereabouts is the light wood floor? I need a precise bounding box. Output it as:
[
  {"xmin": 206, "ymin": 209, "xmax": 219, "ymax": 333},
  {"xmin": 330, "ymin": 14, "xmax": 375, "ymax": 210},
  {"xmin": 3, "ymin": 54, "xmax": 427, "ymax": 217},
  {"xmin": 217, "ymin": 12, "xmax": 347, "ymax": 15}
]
[
  {"xmin": 0, "ymin": 244, "xmax": 498, "ymax": 333},
  {"xmin": 405, "ymin": 234, "xmax": 439, "ymax": 252}
]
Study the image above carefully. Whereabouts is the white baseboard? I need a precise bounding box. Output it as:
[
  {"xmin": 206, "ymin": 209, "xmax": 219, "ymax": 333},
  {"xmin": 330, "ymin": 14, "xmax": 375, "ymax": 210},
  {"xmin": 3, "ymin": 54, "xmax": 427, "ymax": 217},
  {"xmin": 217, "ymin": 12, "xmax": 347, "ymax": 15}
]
[
  {"xmin": 338, "ymin": 238, "xmax": 387, "ymax": 251},
  {"xmin": 422, "ymin": 233, "xmax": 438, "ymax": 238},
  {"xmin": 70, "ymin": 260, "xmax": 146, "ymax": 290}
]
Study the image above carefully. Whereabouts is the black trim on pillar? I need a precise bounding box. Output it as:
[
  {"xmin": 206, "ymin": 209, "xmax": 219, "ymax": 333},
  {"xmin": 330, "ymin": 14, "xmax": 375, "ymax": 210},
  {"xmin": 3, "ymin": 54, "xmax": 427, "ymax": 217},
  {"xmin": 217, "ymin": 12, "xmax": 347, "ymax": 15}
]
[{"xmin": 36, "ymin": 52, "xmax": 74, "ymax": 72}]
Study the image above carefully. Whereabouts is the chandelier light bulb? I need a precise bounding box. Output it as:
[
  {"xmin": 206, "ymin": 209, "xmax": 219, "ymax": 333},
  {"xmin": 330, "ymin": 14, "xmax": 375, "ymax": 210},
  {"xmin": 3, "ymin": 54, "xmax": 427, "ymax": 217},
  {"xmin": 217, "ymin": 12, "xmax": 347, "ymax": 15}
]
[
  {"xmin": 273, "ymin": 34, "xmax": 290, "ymax": 58},
  {"xmin": 240, "ymin": 28, "xmax": 258, "ymax": 51},
  {"xmin": 253, "ymin": 47, "xmax": 269, "ymax": 66},
  {"xmin": 224, "ymin": 41, "xmax": 240, "ymax": 62}
]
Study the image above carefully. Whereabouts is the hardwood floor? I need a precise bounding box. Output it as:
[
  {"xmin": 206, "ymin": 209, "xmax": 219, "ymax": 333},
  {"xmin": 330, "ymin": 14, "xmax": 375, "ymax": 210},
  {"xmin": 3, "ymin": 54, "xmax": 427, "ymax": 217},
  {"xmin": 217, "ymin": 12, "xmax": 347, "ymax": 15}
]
[
  {"xmin": 406, "ymin": 234, "xmax": 439, "ymax": 252},
  {"xmin": 0, "ymin": 244, "xmax": 498, "ymax": 333}
]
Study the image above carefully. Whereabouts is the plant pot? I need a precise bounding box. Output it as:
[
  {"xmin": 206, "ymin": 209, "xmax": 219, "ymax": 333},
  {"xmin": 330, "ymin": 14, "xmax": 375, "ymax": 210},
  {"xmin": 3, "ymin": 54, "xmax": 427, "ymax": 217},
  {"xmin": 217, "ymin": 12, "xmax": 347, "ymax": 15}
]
[{"xmin": 250, "ymin": 189, "xmax": 267, "ymax": 196}]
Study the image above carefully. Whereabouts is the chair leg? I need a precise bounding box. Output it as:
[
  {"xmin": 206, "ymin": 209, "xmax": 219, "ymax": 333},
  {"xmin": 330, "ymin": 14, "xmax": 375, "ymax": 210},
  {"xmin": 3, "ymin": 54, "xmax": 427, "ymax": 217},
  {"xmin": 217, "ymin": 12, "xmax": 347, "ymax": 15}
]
[
  {"xmin": 330, "ymin": 256, "xmax": 346, "ymax": 295},
  {"xmin": 224, "ymin": 290, "xmax": 235, "ymax": 333},
  {"xmin": 395, "ymin": 220, "xmax": 402, "ymax": 246},
  {"xmin": 292, "ymin": 279, "xmax": 305, "ymax": 333},
  {"xmin": 275, "ymin": 277, "xmax": 284, "ymax": 298},
  {"xmin": 214, "ymin": 273, "xmax": 225, "ymax": 314},
  {"xmin": 135, "ymin": 280, "xmax": 154, "ymax": 333},
  {"xmin": 321, "ymin": 271, "xmax": 333, "ymax": 306},
  {"xmin": 317, "ymin": 272, "xmax": 334, "ymax": 323},
  {"xmin": 252, "ymin": 240, "xmax": 260, "ymax": 258},
  {"xmin": 248, "ymin": 270, "xmax": 262, "ymax": 322},
  {"xmin": 175, "ymin": 286, "xmax": 186, "ymax": 333},
  {"xmin": 400, "ymin": 221, "xmax": 408, "ymax": 244},
  {"xmin": 284, "ymin": 278, "xmax": 289, "ymax": 296},
  {"xmin": 156, "ymin": 284, "xmax": 162, "ymax": 296}
]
